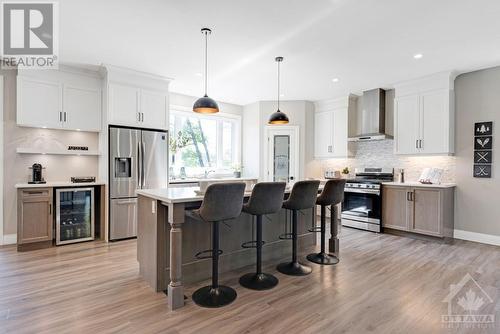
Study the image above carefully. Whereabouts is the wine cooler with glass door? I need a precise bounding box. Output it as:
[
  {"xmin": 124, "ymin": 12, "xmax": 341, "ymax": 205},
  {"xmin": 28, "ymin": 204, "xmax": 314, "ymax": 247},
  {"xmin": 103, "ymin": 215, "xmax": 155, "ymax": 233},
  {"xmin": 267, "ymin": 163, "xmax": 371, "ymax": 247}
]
[{"xmin": 56, "ymin": 187, "xmax": 95, "ymax": 245}]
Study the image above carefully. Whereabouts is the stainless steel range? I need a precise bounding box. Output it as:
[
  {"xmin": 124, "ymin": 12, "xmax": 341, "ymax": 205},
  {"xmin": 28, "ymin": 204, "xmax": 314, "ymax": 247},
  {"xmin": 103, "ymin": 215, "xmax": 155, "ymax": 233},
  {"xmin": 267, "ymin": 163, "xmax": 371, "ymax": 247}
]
[{"xmin": 341, "ymin": 168, "xmax": 394, "ymax": 232}]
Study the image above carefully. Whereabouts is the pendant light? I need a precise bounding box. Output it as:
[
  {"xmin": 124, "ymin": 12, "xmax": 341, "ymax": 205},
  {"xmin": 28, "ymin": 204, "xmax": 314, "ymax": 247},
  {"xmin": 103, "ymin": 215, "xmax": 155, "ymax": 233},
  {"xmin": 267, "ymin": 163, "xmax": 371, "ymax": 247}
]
[
  {"xmin": 193, "ymin": 28, "xmax": 219, "ymax": 114},
  {"xmin": 268, "ymin": 56, "xmax": 289, "ymax": 124}
]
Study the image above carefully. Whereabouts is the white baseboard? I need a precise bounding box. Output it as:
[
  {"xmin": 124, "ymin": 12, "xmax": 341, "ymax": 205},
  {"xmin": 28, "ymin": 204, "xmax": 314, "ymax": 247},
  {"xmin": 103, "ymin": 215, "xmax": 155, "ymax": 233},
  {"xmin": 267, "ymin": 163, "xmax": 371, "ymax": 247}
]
[
  {"xmin": 454, "ymin": 229, "xmax": 500, "ymax": 247},
  {"xmin": 2, "ymin": 234, "xmax": 17, "ymax": 245}
]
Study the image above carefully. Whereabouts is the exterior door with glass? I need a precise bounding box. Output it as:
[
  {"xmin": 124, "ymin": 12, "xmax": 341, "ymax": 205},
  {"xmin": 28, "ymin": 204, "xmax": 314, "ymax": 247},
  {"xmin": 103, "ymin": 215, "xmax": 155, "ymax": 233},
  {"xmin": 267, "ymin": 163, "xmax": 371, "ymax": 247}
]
[{"xmin": 266, "ymin": 126, "xmax": 299, "ymax": 183}]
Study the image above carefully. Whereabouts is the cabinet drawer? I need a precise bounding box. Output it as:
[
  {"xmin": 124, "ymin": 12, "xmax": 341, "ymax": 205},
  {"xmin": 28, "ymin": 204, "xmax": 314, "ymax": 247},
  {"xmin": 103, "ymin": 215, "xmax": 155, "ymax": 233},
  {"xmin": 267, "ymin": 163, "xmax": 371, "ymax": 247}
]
[{"xmin": 21, "ymin": 188, "xmax": 51, "ymax": 198}]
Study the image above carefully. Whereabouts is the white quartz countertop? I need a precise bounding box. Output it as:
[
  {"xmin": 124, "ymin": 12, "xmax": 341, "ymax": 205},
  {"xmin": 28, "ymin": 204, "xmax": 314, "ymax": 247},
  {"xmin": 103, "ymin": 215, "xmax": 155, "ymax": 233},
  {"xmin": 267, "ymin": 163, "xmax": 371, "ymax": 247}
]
[
  {"xmin": 138, "ymin": 183, "xmax": 324, "ymax": 204},
  {"xmin": 169, "ymin": 177, "xmax": 258, "ymax": 184},
  {"xmin": 15, "ymin": 181, "xmax": 106, "ymax": 189},
  {"xmin": 382, "ymin": 181, "xmax": 456, "ymax": 188}
]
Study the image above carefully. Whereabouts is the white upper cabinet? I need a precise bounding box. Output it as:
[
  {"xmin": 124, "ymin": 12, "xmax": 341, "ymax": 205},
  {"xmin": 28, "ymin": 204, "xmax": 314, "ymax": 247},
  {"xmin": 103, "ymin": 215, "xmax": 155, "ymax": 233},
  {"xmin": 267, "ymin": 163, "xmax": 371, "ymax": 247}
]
[
  {"xmin": 108, "ymin": 83, "xmax": 140, "ymax": 126},
  {"xmin": 314, "ymin": 97, "xmax": 349, "ymax": 159},
  {"xmin": 17, "ymin": 76, "xmax": 62, "ymax": 129},
  {"xmin": 394, "ymin": 94, "xmax": 420, "ymax": 154},
  {"xmin": 17, "ymin": 67, "xmax": 102, "ymax": 132},
  {"xmin": 63, "ymin": 85, "xmax": 101, "ymax": 131},
  {"xmin": 140, "ymin": 88, "xmax": 168, "ymax": 129},
  {"xmin": 105, "ymin": 65, "xmax": 170, "ymax": 130},
  {"xmin": 394, "ymin": 72, "xmax": 455, "ymax": 155}
]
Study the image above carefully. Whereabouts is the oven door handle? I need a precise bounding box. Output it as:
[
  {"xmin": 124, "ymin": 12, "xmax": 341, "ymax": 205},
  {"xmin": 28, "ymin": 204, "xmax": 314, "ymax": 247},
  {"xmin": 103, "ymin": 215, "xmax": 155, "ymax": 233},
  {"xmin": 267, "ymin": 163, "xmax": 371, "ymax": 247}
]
[{"xmin": 344, "ymin": 188, "xmax": 381, "ymax": 195}]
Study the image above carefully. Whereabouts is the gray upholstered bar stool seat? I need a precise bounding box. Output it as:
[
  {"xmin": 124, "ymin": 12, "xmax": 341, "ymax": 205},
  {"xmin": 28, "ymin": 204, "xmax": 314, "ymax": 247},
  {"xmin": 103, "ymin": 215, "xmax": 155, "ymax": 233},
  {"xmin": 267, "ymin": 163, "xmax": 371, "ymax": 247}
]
[
  {"xmin": 239, "ymin": 182, "xmax": 286, "ymax": 290},
  {"xmin": 191, "ymin": 182, "xmax": 246, "ymax": 308},
  {"xmin": 307, "ymin": 179, "xmax": 346, "ymax": 265},
  {"xmin": 277, "ymin": 180, "xmax": 321, "ymax": 276}
]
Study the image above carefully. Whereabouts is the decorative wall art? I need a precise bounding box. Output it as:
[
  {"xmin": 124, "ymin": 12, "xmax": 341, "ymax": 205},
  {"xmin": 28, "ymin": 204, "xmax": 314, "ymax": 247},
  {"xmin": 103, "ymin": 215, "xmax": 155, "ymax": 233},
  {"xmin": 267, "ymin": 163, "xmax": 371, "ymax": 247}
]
[
  {"xmin": 475, "ymin": 121, "xmax": 493, "ymax": 136},
  {"xmin": 474, "ymin": 136, "xmax": 492, "ymax": 150},
  {"xmin": 473, "ymin": 165, "xmax": 491, "ymax": 178},
  {"xmin": 474, "ymin": 151, "xmax": 492, "ymax": 164},
  {"xmin": 473, "ymin": 121, "xmax": 493, "ymax": 178}
]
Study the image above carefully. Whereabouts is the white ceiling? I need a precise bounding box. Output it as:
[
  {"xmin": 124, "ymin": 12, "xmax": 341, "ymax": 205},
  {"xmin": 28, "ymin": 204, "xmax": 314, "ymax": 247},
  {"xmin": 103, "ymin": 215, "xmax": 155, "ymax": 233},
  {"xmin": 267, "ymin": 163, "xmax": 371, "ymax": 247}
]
[{"xmin": 60, "ymin": 0, "xmax": 500, "ymax": 105}]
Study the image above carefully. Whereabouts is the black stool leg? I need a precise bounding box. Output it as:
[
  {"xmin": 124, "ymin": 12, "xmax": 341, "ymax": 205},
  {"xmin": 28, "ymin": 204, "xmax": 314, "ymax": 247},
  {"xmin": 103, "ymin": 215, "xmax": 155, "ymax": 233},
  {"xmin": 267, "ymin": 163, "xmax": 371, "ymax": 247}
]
[
  {"xmin": 307, "ymin": 205, "xmax": 339, "ymax": 265},
  {"xmin": 277, "ymin": 210, "xmax": 312, "ymax": 276},
  {"xmin": 192, "ymin": 221, "xmax": 237, "ymax": 308},
  {"xmin": 240, "ymin": 215, "xmax": 279, "ymax": 290}
]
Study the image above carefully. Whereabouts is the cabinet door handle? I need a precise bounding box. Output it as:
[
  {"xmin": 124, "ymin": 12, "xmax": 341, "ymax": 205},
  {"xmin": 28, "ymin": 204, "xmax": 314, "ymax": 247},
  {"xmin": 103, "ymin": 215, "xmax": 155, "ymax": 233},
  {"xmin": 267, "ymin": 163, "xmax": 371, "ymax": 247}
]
[
  {"xmin": 419, "ymin": 139, "xmax": 423, "ymax": 149},
  {"xmin": 411, "ymin": 192, "xmax": 415, "ymax": 201},
  {"xmin": 59, "ymin": 111, "xmax": 62, "ymax": 122},
  {"xmin": 406, "ymin": 192, "xmax": 410, "ymax": 201},
  {"xmin": 49, "ymin": 203, "xmax": 52, "ymax": 214},
  {"xmin": 141, "ymin": 112, "xmax": 144, "ymax": 122},
  {"xmin": 416, "ymin": 140, "xmax": 419, "ymax": 149},
  {"xmin": 63, "ymin": 112, "xmax": 67, "ymax": 122}
]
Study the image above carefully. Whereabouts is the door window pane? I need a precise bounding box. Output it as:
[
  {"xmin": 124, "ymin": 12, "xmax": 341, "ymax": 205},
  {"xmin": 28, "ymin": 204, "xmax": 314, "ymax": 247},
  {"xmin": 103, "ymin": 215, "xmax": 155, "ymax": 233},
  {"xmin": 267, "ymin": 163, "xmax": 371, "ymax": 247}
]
[{"xmin": 273, "ymin": 135, "xmax": 290, "ymax": 182}]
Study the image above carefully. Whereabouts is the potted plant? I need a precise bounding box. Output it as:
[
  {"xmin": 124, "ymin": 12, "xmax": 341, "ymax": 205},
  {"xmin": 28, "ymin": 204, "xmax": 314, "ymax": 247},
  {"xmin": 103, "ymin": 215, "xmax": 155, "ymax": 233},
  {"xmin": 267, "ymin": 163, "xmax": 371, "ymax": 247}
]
[
  {"xmin": 232, "ymin": 164, "xmax": 242, "ymax": 178},
  {"xmin": 341, "ymin": 167, "xmax": 350, "ymax": 179}
]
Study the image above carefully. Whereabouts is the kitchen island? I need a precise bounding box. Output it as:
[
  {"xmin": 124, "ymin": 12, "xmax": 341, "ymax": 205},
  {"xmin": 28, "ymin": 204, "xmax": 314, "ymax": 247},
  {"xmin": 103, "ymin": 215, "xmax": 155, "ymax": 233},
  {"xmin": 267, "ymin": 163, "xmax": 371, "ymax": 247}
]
[{"xmin": 136, "ymin": 185, "xmax": 319, "ymax": 310}]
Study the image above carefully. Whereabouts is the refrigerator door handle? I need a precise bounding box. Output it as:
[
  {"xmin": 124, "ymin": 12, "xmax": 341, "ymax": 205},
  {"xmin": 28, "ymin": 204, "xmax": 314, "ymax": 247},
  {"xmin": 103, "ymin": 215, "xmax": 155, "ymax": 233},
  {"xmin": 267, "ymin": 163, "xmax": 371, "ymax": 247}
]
[
  {"xmin": 137, "ymin": 140, "xmax": 142, "ymax": 189},
  {"xmin": 141, "ymin": 140, "xmax": 146, "ymax": 188}
]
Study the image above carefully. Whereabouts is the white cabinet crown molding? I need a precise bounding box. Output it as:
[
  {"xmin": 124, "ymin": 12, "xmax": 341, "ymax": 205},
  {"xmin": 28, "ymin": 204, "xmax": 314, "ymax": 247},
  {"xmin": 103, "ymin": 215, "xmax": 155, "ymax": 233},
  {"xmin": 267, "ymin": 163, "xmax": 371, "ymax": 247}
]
[
  {"xmin": 314, "ymin": 95, "xmax": 352, "ymax": 112},
  {"xmin": 393, "ymin": 71, "xmax": 456, "ymax": 97},
  {"xmin": 103, "ymin": 64, "xmax": 172, "ymax": 91}
]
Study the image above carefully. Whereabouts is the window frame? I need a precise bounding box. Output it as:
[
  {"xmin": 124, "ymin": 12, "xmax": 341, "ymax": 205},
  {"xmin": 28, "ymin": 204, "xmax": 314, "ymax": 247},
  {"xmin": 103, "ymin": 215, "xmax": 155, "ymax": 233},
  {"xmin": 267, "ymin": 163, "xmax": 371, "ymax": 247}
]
[{"xmin": 169, "ymin": 104, "xmax": 242, "ymax": 177}]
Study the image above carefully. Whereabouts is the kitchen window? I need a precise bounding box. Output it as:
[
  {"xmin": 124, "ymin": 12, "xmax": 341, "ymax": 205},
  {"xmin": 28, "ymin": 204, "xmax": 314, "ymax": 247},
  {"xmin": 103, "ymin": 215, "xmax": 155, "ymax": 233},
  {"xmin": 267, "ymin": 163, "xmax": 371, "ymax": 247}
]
[{"xmin": 169, "ymin": 108, "xmax": 241, "ymax": 180}]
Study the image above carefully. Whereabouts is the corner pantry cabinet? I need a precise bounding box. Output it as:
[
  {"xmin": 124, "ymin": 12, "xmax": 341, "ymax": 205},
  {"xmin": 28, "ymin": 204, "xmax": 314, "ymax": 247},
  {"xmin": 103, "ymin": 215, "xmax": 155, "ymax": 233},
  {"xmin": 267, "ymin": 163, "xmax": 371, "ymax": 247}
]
[
  {"xmin": 104, "ymin": 65, "xmax": 171, "ymax": 130},
  {"xmin": 382, "ymin": 184, "xmax": 455, "ymax": 238},
  {"xmin": 17, "ymin": 67, "xmax": 102, "ymax": 132},
  {"xmin": 394, "ymin": 72, "xmax": 455, "ymax": 155},
  {"xmin": 314, "ymin": 97, "xmax": 349, "ymax": 158}
]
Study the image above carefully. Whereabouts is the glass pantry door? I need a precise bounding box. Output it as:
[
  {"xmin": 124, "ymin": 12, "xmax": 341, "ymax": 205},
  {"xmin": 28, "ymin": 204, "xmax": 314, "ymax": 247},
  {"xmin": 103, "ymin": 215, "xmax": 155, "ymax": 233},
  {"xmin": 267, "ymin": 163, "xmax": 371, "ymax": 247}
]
[{"xmin": 56, "ymin": 188, "xmax": 94, "ymax": 245}]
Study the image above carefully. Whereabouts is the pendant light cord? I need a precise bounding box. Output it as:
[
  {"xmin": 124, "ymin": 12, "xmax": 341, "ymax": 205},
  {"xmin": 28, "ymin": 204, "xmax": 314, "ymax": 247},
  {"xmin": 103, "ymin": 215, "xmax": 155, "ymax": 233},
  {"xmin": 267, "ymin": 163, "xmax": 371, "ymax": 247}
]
[
  {"xmin": 277, "ymin": 59, "xmax": 280, "ymax": 111},
  {"xmin": 204, "ymin": 30, "xmax": 208, "ymax": 97}
]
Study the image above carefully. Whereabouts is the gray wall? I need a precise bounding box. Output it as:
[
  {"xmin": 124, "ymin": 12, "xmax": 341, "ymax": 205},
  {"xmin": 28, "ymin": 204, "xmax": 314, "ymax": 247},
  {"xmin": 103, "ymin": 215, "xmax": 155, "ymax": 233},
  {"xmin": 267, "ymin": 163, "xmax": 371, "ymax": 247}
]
[{"xmin": 454, "ymin": 67, "xmax": 500, "ymax": 236}]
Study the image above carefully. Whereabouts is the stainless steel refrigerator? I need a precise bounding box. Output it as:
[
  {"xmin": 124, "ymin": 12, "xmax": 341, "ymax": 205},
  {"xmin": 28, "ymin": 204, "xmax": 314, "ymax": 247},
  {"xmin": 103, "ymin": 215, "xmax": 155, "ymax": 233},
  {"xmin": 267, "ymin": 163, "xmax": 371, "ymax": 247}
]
[{"xmin": 109, "ymin": 126, "xmax": 168, "ymax": 240}]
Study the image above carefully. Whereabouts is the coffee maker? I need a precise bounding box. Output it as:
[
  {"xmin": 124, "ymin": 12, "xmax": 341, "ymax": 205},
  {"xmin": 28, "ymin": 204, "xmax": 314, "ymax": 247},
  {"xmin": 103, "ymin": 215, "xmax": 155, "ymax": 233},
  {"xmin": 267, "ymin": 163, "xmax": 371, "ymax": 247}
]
[{"xmin": 28, "ymin": 163, "xmax": 46, "ymax": 184}]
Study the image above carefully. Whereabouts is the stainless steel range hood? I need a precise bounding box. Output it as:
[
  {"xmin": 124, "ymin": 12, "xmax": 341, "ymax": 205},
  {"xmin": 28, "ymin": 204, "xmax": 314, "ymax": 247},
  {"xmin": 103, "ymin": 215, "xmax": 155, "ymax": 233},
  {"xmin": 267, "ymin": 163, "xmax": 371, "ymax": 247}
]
[{"xmin": 348, "ymin": 88, "xmax": 392, "ymax": 141}]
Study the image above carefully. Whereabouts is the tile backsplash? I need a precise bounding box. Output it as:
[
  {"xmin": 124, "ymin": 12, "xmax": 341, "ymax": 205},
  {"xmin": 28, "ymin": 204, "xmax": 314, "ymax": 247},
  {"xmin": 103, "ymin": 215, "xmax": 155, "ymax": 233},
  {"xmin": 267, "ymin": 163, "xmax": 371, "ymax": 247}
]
[{"xmin": 307, "ymin": 139, "xmax": 456, "ymax": 182}]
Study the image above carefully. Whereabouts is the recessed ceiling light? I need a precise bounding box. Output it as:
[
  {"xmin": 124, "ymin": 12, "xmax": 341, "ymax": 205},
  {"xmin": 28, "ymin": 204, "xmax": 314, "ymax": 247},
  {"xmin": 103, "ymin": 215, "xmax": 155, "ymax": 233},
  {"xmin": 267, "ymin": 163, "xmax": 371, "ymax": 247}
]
[
  {"xmin": 413, "ymin": 53, "xmax": 423, "ymax": 59},
  {"xmin": 332, "ymin": 78, "xmax": 339, "ymax": 83},
  {"xmin": 195, "ymin": 72, "xmax": 203, "ymax": 77},
  {"xmin": 280, "ymin": 93, "xmax": 285, "ymax": 97}
]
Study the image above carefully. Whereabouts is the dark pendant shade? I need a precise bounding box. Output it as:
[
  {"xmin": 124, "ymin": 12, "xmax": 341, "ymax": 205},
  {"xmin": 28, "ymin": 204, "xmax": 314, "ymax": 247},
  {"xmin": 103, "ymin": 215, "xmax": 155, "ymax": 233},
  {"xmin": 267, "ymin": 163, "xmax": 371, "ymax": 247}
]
[
  {"xmin": 268, "ymin": 56, "xmax": 289, "ymax": 124},
  {"xmin": 193, "ymin": 95, "xmax": 219, "ymax": 114},
  {"xmin": 268, "ymin": 109, "xmax": 289, "ymax": 124},
  {"xmin": 194, "ymin": 27, "xmax": 219, "ymax": 114}
]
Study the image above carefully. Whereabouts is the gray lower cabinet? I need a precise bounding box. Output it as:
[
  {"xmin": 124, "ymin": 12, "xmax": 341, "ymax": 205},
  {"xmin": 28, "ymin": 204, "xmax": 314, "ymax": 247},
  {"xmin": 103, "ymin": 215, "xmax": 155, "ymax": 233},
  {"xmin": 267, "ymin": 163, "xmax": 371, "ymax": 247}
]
[
  {"xmin": 17, "ymin": 188, "xmax": 53, "ymax": 250},
  {"xmin": 382, "ymin": 185, "xmax": 455, "ymax": 238}
]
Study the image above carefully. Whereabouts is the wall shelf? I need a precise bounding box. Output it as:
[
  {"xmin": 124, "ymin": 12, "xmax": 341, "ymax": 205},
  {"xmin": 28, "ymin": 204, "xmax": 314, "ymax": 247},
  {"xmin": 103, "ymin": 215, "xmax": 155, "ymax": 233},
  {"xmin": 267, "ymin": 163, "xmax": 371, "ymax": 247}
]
[{"xmin": 16, "ymin": 148, "xmax": 100, "ymax": 156}]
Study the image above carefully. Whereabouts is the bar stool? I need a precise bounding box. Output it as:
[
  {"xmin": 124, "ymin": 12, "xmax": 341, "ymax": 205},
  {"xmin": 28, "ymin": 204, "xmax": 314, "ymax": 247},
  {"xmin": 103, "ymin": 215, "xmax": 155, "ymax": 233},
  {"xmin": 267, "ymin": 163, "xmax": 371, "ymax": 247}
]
[
  {"xmin": 239, "ymin": 182, "xmax": 286, "ymax": 290},
  {"xmin": 307, "ymin": 179, "xmax": 346, "ymax": 265},
  {"xmin": 191, "ymin": 182, "xmax": 246, "ymax": 308},
  {"xmin": 277, "ymin": 180, "xmax": 321, "ymax": 276}
]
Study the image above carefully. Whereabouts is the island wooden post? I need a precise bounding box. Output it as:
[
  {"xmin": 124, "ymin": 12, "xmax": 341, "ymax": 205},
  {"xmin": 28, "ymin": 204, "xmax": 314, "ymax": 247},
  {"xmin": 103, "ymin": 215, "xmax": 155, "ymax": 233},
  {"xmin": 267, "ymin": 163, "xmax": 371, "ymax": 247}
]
[
  {"xmin": 167, "ymin": 201, "xmax": 185, "ymax": 310},
  {"xmin": 329, "ymin": 203, "xmax": 341, "ymax": 256}
]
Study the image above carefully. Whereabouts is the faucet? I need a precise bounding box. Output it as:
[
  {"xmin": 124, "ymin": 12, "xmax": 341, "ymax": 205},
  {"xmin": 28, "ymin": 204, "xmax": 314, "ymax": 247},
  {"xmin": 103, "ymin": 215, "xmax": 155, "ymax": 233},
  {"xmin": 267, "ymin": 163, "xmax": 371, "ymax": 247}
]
[{"xmin": 204, "ymin": 170, "xmax": 216, "ymax": 179}]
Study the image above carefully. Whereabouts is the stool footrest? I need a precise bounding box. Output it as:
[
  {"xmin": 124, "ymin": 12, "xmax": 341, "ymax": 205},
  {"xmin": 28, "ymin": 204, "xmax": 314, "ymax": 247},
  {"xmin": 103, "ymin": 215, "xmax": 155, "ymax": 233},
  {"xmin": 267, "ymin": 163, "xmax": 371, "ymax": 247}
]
[
  {"xmin": 241, "ymin": 240, "xmax": 265, "ymax": 249},
  {"xmin": 278, "ymin": 233, "xmax": 293, "ymax": 240},
  {"xmin": 308, "ymin": 227, "xmax": 322, "ymax": 233},
  {"xmin": 194, "ymin": 249, "xmax": 223, "ymax": 260}
]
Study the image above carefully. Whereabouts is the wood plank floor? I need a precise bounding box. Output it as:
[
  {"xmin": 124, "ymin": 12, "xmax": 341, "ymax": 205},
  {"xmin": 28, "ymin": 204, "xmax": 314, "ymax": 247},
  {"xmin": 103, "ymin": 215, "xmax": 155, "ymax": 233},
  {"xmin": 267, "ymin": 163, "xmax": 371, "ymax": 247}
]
[{"xmin": 1, "ymin": 228, "xmax": 499, "ymax": 334}]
